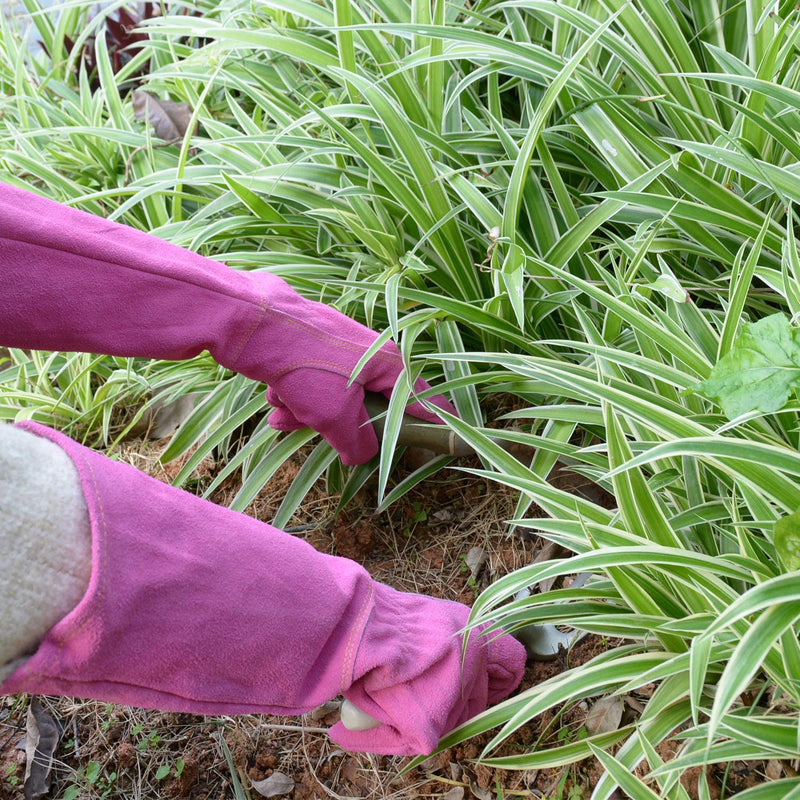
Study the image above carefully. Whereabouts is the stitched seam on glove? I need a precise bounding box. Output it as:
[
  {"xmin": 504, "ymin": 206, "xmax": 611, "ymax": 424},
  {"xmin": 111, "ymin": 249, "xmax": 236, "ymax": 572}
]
[
  {"xmin": 260, "ymin": 305, "xmax": 403, "ymax": 367},
  {"xmin": 228, "ymin": 279, "xmax": 268, "ymax": 367},
  {"xmin": 340, "ymin": 582, "xmax": 375, "ymax": 694},
  {"xmin": 268, "ymin": 359, "xmax": 370, "ymax": 383}
]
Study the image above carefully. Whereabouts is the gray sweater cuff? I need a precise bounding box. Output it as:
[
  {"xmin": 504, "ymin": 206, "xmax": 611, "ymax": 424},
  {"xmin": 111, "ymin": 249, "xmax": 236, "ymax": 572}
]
[{"xmin": 0, "ymin": 423, "xmax": 91, "ymax": 679}]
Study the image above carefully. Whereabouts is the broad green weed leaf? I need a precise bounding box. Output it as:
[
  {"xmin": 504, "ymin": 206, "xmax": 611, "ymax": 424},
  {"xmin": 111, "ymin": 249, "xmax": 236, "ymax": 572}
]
[
  {"xmin": 692, "ymin": 314, "xmax": 800, "ymax": 418},
  {"xmin": 773, "ymin": 507, "xmax": 800, "ymax": 571}
]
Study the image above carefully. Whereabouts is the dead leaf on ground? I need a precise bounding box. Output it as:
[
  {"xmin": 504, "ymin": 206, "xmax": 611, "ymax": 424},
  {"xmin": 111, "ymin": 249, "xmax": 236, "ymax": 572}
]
[
  {"xmin": 309, "ymin": 700, "xmax": 340, "ymax": 722},
  {"xmin": 341, "ymin": 758, "xmax": 359, "ymax": 783},
  {"xmin": 468, "ymin": 778, "xmax": 492, "ymax": 800},
  {"xmin": 766, "ymin": 760, "xmax": 783, "ymax": 780},
  {"xmin": 443, "ymin": 787, "xmax": 465, "ymax": 800},
  {"xmin": 23, "ymin": 698, "xmax": 61, "ymax": 800},
  {"xmin": 132, "ymin": 90, "xmax": 197, "ymax": 141},
  {"xmin": 465, "ymin": 546, "xmax": 487, "ymax": 580},
  {"xmin": 585, "ymin": 695, "xmax": 623, "ymax": 736},
  {"xmin": 623, "ymin": 694, "xmax": 646, "ymax": 714},
  {"xmin": 127, "ymin": 393, "xmax": 197, "ymax": 440},
  {"xmin": 251, "ymin": 770, "xmax": 294, "ymax": 797}
]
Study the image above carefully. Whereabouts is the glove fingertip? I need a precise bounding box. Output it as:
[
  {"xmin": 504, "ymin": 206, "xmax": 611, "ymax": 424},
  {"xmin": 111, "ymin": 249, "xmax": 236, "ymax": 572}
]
[
  {"xmin": 402, "ymin": 380, "xmax": 458, "ymax": 421},
  {"xmin": 336, "ymin": 431, "xmax": 378, "ymax": 466},
  {"xmin": 328, "ymin": 721, "xmax": 432, "ymax": 757},
  {"xmin": 486, "ymin": 633, "xmax": 527, "ymax": 704},
  {"xmin": 322, "ymin": 403, "xmax": 380, "ymax": 465},
  {"xmin": 403, "ymin": 396, "xmax": 458, "ymax": 425},
  {"xmin": 327, "ymin": 721, "xmax": 386, "ymax": 754},
  {"xmin": 267, "ymin": 408, "xmax": 305, "ymax": 432},
  {"xmin": 431, "ymin": 394, "xmax": 459, "ymax": 416}
]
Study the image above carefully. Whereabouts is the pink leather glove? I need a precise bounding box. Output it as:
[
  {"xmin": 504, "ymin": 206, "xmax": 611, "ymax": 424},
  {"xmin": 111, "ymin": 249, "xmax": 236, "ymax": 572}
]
[
  {"xmin": 0, "ymin": 182, "xmax": 455, "ymax": 464},
  {"xmin": 1, "ymin": 423, "xmax": 526, "ymax": 756}
]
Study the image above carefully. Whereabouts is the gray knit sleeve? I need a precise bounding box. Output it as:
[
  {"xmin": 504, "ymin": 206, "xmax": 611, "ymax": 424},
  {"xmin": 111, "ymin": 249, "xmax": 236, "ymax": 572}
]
[{"xmin": 0, "ymin": 424, "xmax": 91, "ymax": 680}]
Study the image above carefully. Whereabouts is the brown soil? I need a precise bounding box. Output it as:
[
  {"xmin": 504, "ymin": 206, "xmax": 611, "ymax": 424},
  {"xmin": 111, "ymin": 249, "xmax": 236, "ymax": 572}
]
[{"xmin": 0, "ymin": 439, "xmax": 771, "ymax": 799}]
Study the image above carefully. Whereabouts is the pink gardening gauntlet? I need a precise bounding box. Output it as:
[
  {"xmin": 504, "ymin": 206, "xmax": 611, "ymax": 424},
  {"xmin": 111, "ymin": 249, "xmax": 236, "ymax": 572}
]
[
  {"xmin": 0, "ymin": 183, "xmax": 455, "ymax": 464},
  {"xmin": 0, "ymin": 424, "xmax": 525, "ymax": 756}
]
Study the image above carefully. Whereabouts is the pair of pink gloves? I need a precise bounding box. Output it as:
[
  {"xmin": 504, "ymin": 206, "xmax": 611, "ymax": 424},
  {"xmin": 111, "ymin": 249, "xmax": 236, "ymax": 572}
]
[{"xmin": 0, "ymin": 183, "xmax": 525, "ymax": 755}]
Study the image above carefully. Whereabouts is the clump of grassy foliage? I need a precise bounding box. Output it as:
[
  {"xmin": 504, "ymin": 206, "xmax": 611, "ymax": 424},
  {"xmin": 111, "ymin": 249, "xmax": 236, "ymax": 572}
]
[{"xmin": 4, "ymin": 0, "xmax": 800, "ymax": 795}]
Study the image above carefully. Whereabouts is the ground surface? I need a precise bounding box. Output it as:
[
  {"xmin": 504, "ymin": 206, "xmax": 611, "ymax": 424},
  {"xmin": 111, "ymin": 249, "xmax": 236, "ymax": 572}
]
[{"xmin": 0, "ymin": 431, "xmax": 774, "ymax": 799}]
